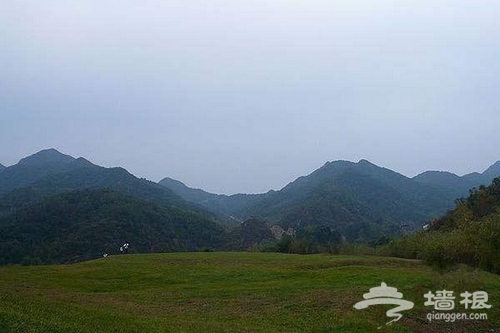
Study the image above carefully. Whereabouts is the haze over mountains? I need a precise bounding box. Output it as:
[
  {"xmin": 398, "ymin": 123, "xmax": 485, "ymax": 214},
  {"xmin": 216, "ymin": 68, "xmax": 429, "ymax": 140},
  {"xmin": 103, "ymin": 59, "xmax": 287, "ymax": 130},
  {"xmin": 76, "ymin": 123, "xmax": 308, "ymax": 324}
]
[{"xmin": 1, "ymin": 148, "xmax": 500, "ymax": 264}]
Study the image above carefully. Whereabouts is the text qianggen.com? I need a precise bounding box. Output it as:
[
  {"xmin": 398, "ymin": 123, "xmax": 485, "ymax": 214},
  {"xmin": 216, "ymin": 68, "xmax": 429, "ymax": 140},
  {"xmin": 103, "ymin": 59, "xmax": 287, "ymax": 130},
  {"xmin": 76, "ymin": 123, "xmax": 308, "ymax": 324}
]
[{"xmin": 426, "ymin": 311, "xmax": 488, "ymax": 323}]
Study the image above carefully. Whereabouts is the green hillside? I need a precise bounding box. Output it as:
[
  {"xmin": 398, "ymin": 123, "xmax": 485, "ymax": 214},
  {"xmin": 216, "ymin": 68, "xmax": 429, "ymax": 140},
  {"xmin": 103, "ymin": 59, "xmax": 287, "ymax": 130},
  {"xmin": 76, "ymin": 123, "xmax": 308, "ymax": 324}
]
[
  {"xmin": 0, "ymin": 150, "xmax": 226, "ymax": 265},
  {"xmin": 0, "ymin": 252, "xmax": 498, "ymax": 332},
  {"xmin": 380, "ymin": 177, "xmax": 500, "ymax": 274},
  {"xmin": 0, "ymin": 189, "xmax": 223, "ymax": 265}
]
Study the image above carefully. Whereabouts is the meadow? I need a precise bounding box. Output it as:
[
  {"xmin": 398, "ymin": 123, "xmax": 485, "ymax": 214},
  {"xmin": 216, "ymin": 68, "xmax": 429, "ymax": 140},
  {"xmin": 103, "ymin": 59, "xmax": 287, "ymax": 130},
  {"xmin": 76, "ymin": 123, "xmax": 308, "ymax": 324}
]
[{"xmin": 1, "ymin": 252, "xmax": 499, "ymax": 332}]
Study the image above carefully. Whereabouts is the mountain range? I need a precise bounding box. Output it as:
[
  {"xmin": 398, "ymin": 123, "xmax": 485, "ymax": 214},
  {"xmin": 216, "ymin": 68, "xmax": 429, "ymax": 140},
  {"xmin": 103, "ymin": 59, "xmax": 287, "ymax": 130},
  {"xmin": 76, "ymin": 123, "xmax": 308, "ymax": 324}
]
[
  {"xmin": 0, "ymin": 149, "xmax": 222, "ymax": 264},
  {"xmin": 160, "ymin": 159, "xmax": 500, "ymax": 241},
  {"xmin": 1, "ymin": 148, "xmax": 499, "ymax": 263}
]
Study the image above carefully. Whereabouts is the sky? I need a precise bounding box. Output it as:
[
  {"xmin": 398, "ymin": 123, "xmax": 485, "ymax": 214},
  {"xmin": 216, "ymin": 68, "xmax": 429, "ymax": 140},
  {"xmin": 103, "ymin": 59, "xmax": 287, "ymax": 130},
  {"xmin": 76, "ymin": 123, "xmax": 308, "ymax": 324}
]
[{"xmin": 1, "ymin": 0, "xmax": 500, "ymax": 194}]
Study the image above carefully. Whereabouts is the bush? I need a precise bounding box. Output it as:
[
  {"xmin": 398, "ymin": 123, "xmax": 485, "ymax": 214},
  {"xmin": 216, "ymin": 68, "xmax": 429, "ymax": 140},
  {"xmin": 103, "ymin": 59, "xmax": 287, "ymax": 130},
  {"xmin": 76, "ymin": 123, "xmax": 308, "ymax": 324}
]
[{"xmin": 378, "ymin": 211, "xmax": 500, "ymax": 274}]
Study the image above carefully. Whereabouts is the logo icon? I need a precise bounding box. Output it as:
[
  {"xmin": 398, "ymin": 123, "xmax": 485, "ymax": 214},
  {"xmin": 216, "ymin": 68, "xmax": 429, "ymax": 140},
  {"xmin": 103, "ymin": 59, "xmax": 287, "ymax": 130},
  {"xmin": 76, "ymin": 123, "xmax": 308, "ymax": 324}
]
[{"xmin": 354, "ymin": 282, "xmax": 414, "ymax": 327}]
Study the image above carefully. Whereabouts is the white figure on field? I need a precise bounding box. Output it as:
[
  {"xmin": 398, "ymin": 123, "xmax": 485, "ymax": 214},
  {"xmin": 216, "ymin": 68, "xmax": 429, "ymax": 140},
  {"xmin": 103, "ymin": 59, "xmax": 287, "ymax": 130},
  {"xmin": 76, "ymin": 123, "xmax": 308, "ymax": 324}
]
[{"xmin": 120, "ymin": 242, "xmax": 130, "ymax": 254}]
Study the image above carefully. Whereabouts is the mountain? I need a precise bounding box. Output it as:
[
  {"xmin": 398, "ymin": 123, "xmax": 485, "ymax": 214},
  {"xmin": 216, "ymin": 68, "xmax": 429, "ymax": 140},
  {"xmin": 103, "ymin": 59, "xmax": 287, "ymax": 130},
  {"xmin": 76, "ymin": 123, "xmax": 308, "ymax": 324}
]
[
  {"xmin": 0, "ymin": 149, "xmax": 203, "ymax": 216},
  {"xmin": 158, "ymin": 177, "xmax": 265, "ymax": 216},
  {"xmin": 0, "ymin": 189, "xmax": 224, "ymax": 265},
  {"xmin": 4, "ymin": 149, "xmax": 499, "ymax": 257},
  {"xmin": 413, "ymin": 161, "xmax": 500, "ymax": 196},
  {"xmin": 0, "ymin": 163, "xmax": 5, "ymax": 172},
  {"xmin": 161, "ymin": 159, "xmax": 460, "ymax": 242},
  {"xmin": 244, "ymin": 160, "xmax": 456, "ymax": 241},
  {"xmin": 0, "ymin": 149, "xmax": 77, "ymax": 195},
  {"xmin": 430, "ymin": 177, "xmax": 500, "ymax": 232},
  {"xmin": 477, "ymin": 160, "xmax": 500, "ymax": 181},
  {"xmin": 412, "ymin": 171, "xmax": 476, "ymax": 197}
]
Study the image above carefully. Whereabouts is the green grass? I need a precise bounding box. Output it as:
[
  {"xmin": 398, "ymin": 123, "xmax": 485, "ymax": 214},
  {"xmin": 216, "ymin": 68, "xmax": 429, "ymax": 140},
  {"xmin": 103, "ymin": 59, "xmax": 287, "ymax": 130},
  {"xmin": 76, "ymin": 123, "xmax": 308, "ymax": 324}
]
[{"xmin": 1, "ymin": 252, "xmax": 499, "ymax": 332}]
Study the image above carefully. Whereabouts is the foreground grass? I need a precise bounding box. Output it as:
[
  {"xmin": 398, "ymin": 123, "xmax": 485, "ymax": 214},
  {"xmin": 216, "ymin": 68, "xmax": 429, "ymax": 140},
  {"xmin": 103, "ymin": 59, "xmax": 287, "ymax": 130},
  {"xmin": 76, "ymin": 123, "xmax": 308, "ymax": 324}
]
[{"xmin": 0, "ymin": 252, "xmax": 499, "ymax": 332}]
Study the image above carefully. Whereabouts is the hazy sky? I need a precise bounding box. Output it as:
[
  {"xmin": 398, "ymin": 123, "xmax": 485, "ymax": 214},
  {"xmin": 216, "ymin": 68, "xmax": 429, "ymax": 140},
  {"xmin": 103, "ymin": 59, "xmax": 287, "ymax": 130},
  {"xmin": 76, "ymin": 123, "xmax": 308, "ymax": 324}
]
[{"xmin": 1, "ymin": 0, "xmax": 500, "ymax": 194}]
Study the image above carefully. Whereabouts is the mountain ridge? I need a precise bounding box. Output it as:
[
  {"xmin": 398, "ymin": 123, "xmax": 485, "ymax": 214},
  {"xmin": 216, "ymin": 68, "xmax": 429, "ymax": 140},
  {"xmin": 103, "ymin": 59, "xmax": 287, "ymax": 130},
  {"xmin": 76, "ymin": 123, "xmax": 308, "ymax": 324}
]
[
  {"xmin": 158, "ymin": 177, "xmax": 267, "ymax": 216},
  {"xmin": 0, "ymin": 149, "xmax": 212, "ymax": 219},
  {"xmin": 17, "ymin": 148, "xmax": 75, "ymax": 167},
  {"xmin": 163, "ymin": 158, "xmax": 500, "ymax": 199},
  {"xmin": 3, "ymin": 148, "xmax": 500, "ymax": 247},
  {"xmin": 0, "ymin": 149, "xmax": 225, "ymax": 264},
  {"xmin": 159, "ymin": 159, "xmax": 500, "ymax": 241},
  {"xmin": 413, "ymin": 160, "xmax": 500, "ymax": 195},
  {"xmin": 238, "ymin": 159, "xmax": 455, "ymax": 240}
]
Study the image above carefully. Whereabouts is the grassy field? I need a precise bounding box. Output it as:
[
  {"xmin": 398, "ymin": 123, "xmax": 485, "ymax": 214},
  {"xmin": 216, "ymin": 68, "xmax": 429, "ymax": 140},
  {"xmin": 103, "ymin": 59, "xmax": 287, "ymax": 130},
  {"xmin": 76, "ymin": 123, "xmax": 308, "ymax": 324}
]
[{"xmin": 0, "ymin": 252, "xmax": 499, "ymax": 332}]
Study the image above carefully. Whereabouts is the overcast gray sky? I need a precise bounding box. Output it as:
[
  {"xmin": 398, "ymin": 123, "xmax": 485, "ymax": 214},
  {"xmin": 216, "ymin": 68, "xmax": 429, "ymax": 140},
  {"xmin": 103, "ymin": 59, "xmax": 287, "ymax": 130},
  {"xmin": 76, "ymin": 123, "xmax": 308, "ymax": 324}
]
[{"xmin": 1, "ymin": 0, "xmax": 500, "ymax": 194}]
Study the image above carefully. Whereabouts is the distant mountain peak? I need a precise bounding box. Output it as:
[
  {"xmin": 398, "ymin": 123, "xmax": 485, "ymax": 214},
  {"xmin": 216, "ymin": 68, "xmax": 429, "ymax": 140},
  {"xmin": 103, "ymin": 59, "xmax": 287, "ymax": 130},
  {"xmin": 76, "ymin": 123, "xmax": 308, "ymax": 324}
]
[
  {"xmin": 415, "ymin": 170, "xmax": 460, "ymax": 178},
  {"xmin": 319, "ymin": 160, "xmax": 355, "ymax": 171},
  {"xmin": 159, "ymin": 177, "xmax": 188, "ymax": 188},
  {"xmin": 412, "ymin": 170, "xmax": 466, "ymax": 192},
  {"xmin": 326, "ymin": 159, "xmax": 353, "ymax": 164},
  {"xmin": 31, "ymin": 148, "xmax": 61, "ymax": 156},
  {"xmin": 323, "ymin": 159, "xmax": 379, "ymax": 171},
  {"xmin": 17, "ymin": 148, "xmax": 75, "ymax": 167},
  {"xmin": 43, "ymin": 148, "xmax": 59, "ymax": 153},
  {"xmin": 357, "ymin": 159, "xmax": 373, "ymax": 165},
  {"xmin": 0, "ymin": 163, "xmax": 5, "ymax": 171},
  {"xmin": 464, "ymin": 171, "xmax": 481, "ymax": 177},
  {"xmin": 483, "ymin": 161, "xmax": 500, "ymax": 177},
  {"xmin": 73, "ymin": 157, "xmax": 96, "ymax": 167}
]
